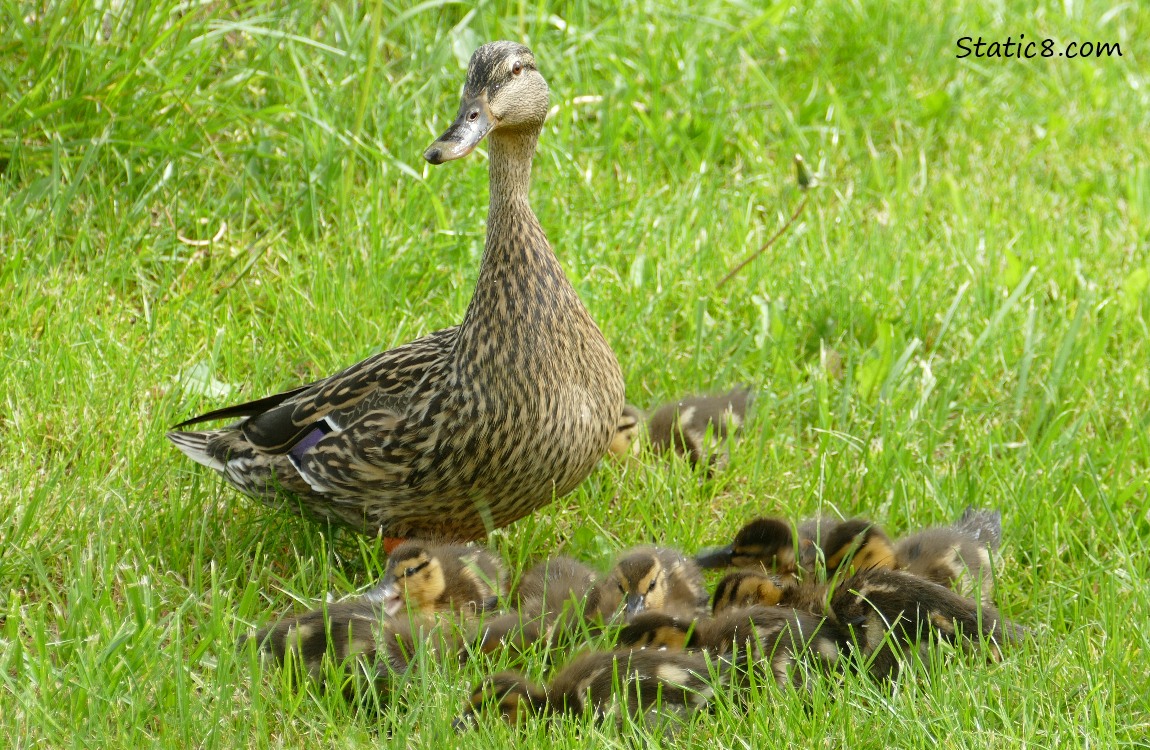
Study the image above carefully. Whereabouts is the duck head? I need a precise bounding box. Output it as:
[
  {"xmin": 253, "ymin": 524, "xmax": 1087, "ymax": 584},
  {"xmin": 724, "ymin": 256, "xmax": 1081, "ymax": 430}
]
[
  {"xmin": 367, "ymin": 542, "xmax": 446, "ymax": 617},
  {"xmin": 425, "ymin": 41, "xmax": 550, "ymax": 165}
]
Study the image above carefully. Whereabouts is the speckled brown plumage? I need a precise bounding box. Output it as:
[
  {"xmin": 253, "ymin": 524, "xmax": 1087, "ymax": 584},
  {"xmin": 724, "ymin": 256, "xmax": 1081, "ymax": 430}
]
[{"xmin": 167, "ymin": 42, "xmax": 624, "ymax": 541}]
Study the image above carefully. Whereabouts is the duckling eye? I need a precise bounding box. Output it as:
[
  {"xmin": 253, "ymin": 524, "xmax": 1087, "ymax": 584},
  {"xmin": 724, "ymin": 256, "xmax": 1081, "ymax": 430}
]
[
  {"xmin": 512, "ymin": 61, "xmax": 523, "ymax": 76},
  {"xmin": 647, "ymin": 578, "xmax": 658, "ymax": 593},
  {"xmin": 404, "ymin": 566, "xmax": 417, "ymax": 577},
  {"xmin": 618, "ymin": 583, "xmax": 626, "ymax": 594}
]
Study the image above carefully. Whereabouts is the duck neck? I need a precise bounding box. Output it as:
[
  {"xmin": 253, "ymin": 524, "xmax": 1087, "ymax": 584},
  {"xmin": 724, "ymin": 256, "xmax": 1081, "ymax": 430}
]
[
  {"xmin": 486, "ymin": 129, "xmax": 538, "ymax": 209},
  {"xmin": 456, "ymin": 126, "xmax": 587, "ymax": 371}
]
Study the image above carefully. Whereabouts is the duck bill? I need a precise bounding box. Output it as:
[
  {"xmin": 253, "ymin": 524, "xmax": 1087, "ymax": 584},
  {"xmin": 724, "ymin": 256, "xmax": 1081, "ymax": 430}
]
[
  {"xmin": 695, "ymin": 545, "xmax": 735, "ymax": 569},
  {"xmin": 623, "ymin": 594, "xmax": 646, "ymax": 620},
  {"xmin": 365, "ymin": 582, "xmax": 404, "ymax": 617},
  {"xmin": 424, "ymin": 94, "xmax": 495, "ymax": 165}
]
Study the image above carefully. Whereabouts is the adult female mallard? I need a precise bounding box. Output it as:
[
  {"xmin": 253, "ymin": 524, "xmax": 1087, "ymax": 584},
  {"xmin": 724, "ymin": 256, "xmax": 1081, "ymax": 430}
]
[{"xmin": 168, "ymin": 42, "xmax": 624, "ymax": 546}]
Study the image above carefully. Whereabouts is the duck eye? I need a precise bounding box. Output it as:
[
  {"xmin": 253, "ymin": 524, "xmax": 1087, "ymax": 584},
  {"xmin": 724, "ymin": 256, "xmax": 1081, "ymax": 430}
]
[
  {"xmin": 467, "ymin": 110, "xmax": 479, "ymax": 122},
  {"xmin": 512, "ymin": 61, "xmax": 523, "ymax": 75}
]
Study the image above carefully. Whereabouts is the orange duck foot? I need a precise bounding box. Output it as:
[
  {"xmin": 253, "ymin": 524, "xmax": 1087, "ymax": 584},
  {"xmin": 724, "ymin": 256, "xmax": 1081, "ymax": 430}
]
[{"xmin": 383, "ymin": 537, "xmax": 406, "ymax": 555}]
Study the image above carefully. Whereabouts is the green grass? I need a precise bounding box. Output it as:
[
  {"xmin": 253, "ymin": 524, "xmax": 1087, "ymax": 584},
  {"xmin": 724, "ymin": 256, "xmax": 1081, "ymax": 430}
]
[{"xmin": 2, "ymin": 0, "xmax": 1149, "ymax": 746}]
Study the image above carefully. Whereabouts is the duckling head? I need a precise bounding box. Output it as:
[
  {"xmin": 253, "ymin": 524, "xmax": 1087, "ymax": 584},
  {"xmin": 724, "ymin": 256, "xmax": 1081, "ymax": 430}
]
[
  {"xmin": 608, "ymin": 552, "xmax": 674, "ymax": 620},
  {"xmin": 370, "ymin": 542, "xmax": 446, "ymax": 617},
  {"xmin": 696, "ymin": 517, "xmax": 796, "ymax": 573},
  {"xmin": 454, "ymin": 671, "xmax": 547, "ymax": 730},
  {"xmin": 607, "ymin": 404, "xmax": 644, "ymax": 458},
  {"xmin": 711, "ymin": 570, "xmax": 786, "ymax": 614},
  {"xmin": 425, "ymin": 42, "xmax": 549, "ymax": 165}
]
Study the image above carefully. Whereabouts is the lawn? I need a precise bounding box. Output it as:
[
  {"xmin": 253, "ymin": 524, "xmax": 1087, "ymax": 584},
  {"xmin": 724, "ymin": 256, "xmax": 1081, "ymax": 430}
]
[{"xmin": 2, "ymin": 0, "xmax": 1148, "ymax": 746}]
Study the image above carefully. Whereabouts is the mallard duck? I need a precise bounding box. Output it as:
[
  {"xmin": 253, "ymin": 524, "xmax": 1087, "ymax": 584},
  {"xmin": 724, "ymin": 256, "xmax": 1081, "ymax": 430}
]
[
  {"xmin": 646, "ymin": 387, "xmax": 752, "ymax": 471},
  {"xmin": 695, "ymin": 516, "xmax": 798, "ymax": 578},
  {"xmin": 454, "ymin": 648, "xmax": 732, "ymax": 729},
  {"xmin": 894, "ymin": 507, "xmax": 1000, "ymax": 604},
  {"xmin": 363, "ymin": 540, "xmax": 506, "ymax": 617},
  {"xmin": 166, "ymin": 41, "xmax": 625, "ymax": 546},
  {"xmin": 594, "ymin": 546, "xmax": 709, "ymax": 622}
]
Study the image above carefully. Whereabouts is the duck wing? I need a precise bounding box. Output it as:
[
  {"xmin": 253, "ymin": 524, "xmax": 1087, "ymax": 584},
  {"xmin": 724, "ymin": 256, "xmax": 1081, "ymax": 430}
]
[{"xmin": 171, "ymin": 326, "xmax": 458, "ymax": 454}]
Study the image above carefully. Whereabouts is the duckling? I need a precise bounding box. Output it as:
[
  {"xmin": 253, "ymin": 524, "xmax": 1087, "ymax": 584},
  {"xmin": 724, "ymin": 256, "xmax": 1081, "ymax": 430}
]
[
  {"xmin": 467, "ymin": 556, "xmax": 599, "ymax": 660},
  {"xmin": 695, "ymin": 516, "xmax": 797, "ymax": 578},
  {"xmin": 711, "ymin": 567, "xmax": 1022, "ymax": 680},
  {"xmin": 242, "ymin": 601, "xmax": 455, "ymax": 701},
  {"xmin": 168, "ymin": 41, "xmax": 625, "ymax": 547},
  {"xmin": 594, "ymin": 546, "xmax": 708, "ymax": 622},
  {"xmin": 895, "ymin": 507, "xmax": 1001, "ymax": 604},
  {"xmin": 606, "ymin": 404, "xmax": 645, "ymax": 459},
  {"xmin": 619, "ymin": 606, "xmax": 843, "ymax": 691},
  {"xmin": 798, "ymin": 517, "xmax": 898, "ymax": 577},
  {"xmin": 454, "ymin": 648, "xmax": 733, "ymax": 730},
  {"xmin": 364, "ymin": 540, "xmax": 506, "ymax": 618},
  {"xmin": 467, "ymin": 611, "xmax": 545, "ymax": 661},
  {"xmin": 710, "ymin": 568, "xmax": 836, "ymax": 620},
  {"xmin": 646, "ymin": 387, "xmax": 753, "ymax": 471},
  {"xmin": 828, "ymin": 567, "xmax": 1023, "ymax": 679},
  {"xmin": 953, "ymin": 506, "xmax": 1004, "ymax": 549},
  {"xmin": 509, "ymin": 556, "xmax": 598, "ymax": 608}
]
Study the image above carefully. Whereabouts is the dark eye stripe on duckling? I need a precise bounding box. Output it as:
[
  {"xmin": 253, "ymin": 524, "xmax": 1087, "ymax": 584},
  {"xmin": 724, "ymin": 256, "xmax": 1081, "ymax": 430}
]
[{"xmin": 616, "ymin": 556, "xmax": 659, "ymax": 588}]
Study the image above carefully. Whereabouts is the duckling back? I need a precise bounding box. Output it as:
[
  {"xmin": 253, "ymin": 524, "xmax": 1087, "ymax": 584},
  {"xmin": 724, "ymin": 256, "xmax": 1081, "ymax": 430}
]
[{"xmin": 646, "ymin": 387, "xmax": 752, "ymax": 471}]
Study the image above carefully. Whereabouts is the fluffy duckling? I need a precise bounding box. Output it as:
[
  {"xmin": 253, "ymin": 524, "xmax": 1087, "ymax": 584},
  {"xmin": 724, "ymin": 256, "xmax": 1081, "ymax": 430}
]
[
  {"xmin": 364, "ymin": 540, "xmax": 506, "ymax": 618},
  {"xmin": 468, "ymin": 556, "xmax": 600, "ymax": 659},
  {"xmin": 800, "ymin": 517, "xmax": 898, "ymax": 576},
  {"xmin": 710, "ymin": 568, "xmax": 833, "ymax": 616},
  {"xmin": 894, "ymin": 507, "xmax": 1001, "ymax": 604},
  {"xmin": 710, "ymin": 568, "xmax": 1022, "ymax": 680},
  {"xmin": 695, "ymin": 516, "xmax": 798, "ymax": 579},
  {"xmin": 509, "ymin": 556, "xmax": 599, "ymax": 608},
  {"xmin": 828, "ymin": 567, "xmax": 1023, "ymax": 679},
  {"xmin": 619, "ymin": 606, "xmax": 842, "ymax": 691},
  {"xmin": 467, "ymin": 612, "xmax": 545, "ymax": 661},
  {"xmin": 606, "ymin": 404, "xmax": 645, "ymax": 459},
  {"xmin": 454, "ymin": 648, "xmax": 732, "ymax": 730},
  {"xmin": 594, "ymin": 546, "xmax": 708, "ymax": 622},
  {"xmin": 242, "ymin": 601, "xmax": 455, "ymax": 700},
  {"xmin": 646, "ymin": 387, "xmax": 753, "ymax": 471}
]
